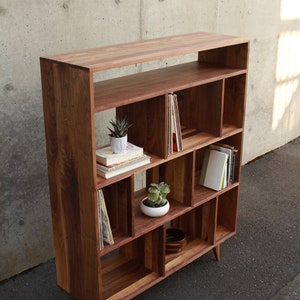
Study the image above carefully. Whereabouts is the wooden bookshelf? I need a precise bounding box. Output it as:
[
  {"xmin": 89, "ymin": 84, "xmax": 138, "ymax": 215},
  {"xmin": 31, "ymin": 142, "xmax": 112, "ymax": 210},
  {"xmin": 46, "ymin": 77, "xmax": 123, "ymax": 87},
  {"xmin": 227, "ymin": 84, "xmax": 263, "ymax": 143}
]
[{"xmin": 40, "ymin": 32, "xmax": 249, "ymax": 299}]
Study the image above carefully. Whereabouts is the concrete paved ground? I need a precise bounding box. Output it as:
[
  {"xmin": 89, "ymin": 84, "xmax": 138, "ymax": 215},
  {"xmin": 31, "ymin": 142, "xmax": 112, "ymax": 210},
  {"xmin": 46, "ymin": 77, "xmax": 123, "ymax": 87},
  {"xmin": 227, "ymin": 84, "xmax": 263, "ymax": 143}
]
[{"xmin": 0, "ymin": 137, "xmax": 299, "ymax": 300}]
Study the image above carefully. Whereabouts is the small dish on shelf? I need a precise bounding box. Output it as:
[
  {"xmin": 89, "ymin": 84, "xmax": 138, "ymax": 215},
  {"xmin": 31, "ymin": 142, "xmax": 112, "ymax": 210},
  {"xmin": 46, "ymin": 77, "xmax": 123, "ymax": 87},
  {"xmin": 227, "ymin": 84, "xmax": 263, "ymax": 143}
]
[{"xmin": 166, "ymin": 228, "xmax": 187, "ymax": 253}]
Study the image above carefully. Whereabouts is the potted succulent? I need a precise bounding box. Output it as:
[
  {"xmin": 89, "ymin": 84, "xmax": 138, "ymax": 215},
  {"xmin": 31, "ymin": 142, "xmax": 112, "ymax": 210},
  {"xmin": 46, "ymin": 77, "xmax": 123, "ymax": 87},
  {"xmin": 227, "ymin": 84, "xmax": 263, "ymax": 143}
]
[
  {"xmin": 107, "ymin": 117, "xmax": 132, "ymax": 153},
  {"xmin": 140, "ymin": 182, "xmax": 171, "ymax": 217}
]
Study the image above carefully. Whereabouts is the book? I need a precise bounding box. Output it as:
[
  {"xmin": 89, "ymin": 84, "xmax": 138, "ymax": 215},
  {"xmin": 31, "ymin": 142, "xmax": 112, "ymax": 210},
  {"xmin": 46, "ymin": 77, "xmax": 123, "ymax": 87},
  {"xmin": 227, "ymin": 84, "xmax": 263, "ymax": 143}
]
[
  {"xmin": 97, "ymin": 154, "xmax": 150, "ymax": 172},
  {"xmin": 172, "ymin": 93, "xmax": 183, "ymax": 152},
  {"xmin": 170, "ymin": 94, "xmax": 177, "ymax": 152},
  {"xmin": 167, "ymin": 93, "xmax": 173, "ymax": 155},
  {"xmin": 97, "ymin": 154, "xmax": 151, "ymax": 179},
  {"xmin": 199, "ymin": 148, "xmax": 229, "ymax": 191},
  {"xmin": 209, "ymin": 143, "xmax": 233, "ymax": 187},
  {"xmin": 210, "ymin": 143, "xmax": 239, "ymax": 185},
  {"xmin": 168, "ymin": 93, "xmax": 183, "ymax": 154},
  {"xmin": 97, "ymin": 189, "xmax": 114, "ymax": 249},
  {"xmin": 96, "ymin": 142, "xmax": 143, "ymax": 166}
]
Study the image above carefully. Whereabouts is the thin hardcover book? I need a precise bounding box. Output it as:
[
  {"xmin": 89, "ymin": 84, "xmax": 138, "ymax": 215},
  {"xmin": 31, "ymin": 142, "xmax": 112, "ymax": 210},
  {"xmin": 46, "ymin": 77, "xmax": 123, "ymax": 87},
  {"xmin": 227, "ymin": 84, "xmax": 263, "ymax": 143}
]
[
  {"xmin": 96, "ymin": 142, "xmax": 143, "ymax": 166},
  {"xmin": 97, "ymin": 154, "xmax": 151, "ymax": 179},
  {"xmin": 199, "ymin": 149, "xmax": 229, "ymax": 191}
]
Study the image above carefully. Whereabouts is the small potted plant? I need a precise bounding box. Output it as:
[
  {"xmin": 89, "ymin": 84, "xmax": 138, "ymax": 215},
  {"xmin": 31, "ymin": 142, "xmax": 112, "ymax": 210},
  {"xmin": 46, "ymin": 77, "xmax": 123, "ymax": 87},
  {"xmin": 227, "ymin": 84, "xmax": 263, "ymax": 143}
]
[
  {"xmin": 107, "ymin": 116, "xmax": 132, "ymax": 153},
  {"xmin": 140, "ymin": 182, "xmax": 170, "ymax": 217}
]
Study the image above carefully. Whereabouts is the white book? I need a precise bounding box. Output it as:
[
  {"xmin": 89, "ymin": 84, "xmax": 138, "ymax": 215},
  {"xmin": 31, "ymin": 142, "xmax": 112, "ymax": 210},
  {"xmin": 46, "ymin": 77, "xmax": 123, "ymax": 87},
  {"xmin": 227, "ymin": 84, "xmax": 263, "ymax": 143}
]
[
  {"xmin": 96, "ymin": 142, "xmax": 143, "ymax": 166},
  {"xmin": 199, "ymin": 149, "xmax": 229, "ymax": 191},
  {"xmin": 97, "ymin": 155, "xmax": 151, "ymax": 179},
  {"xmin": 97, "ymin": 154, "xmax": 150, "ymax": 172}
]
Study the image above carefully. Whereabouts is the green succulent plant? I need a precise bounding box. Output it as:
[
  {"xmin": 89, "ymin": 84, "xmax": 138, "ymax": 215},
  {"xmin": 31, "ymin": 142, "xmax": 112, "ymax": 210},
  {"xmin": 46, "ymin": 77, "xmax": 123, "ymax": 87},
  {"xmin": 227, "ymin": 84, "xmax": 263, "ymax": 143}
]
[
  {"xmin": 107, "ymin": 117, "xmax": 132, "ymax": 138},
  {"xmin": 144, "ymin": 182, "xmax": 170, "ymax": 207}
]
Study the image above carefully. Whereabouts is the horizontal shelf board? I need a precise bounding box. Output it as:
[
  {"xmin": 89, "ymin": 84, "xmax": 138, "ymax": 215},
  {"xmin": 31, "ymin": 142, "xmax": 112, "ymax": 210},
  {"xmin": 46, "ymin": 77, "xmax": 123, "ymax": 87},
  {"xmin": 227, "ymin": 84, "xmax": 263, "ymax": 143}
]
[
  {"xmin": 94, "ymin": 61, "xmax": 246, "ymax": 111},
  {"xmin": 101, "ymin": 253, "xmax": 154, "ymax": 299},
  {"xmin": 165, "ymin": 238, "xmax": 213, "ymax": 273},
  {"xmin": 43, "ymin": 32, "xmax": 248, "ymax": 72}
]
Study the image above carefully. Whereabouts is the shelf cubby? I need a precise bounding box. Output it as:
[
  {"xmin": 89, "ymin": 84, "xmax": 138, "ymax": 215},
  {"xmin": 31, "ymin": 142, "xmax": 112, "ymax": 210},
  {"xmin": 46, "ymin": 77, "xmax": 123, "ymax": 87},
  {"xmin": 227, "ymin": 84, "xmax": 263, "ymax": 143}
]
[
  {"xmin": 159, "ymin": 153, "xmax": 194, "ymax": 205},
  {"xmin": 134, "ymin": 196, "xmax": 191, "ymax": 238},
  {"xmin": 215, "ymin": 187, "xmax": 239, "ymax": 243},
  {"xmin": 101, "ymin": 226, "xmax": 164, "ymax": 299},
  {"xmin": 116, "ymin": 95, "xmax": 168, "ymax": 158},
  {"xmin": 165, "ymin": 202, "xmax": 216, "ymax": 274},
  {"xmin": 177, "ymin": 81, "xmax": 223, "ymax": 138},
  {"xmin": 223, "ymin": 74, "xmax": 247, "ymax": 131},
  {"xmin": 101, "ymin": 178, "xmax": 133, "ymax": 241},
  {"xmin": 198, "ymin": 43, "xmax": 248, "ymax": 69},
  {"xmin": 170, "ymin": 202, "xmax": 216, "ymax": 244}
]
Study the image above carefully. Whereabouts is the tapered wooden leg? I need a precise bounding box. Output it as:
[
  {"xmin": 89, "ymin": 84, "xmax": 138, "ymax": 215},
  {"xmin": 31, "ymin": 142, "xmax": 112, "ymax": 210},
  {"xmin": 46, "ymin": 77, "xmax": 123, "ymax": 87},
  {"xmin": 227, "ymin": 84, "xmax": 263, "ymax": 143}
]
[{"xmin": 213, "ymin": 245, "xmax": 221, "ymax": 261}]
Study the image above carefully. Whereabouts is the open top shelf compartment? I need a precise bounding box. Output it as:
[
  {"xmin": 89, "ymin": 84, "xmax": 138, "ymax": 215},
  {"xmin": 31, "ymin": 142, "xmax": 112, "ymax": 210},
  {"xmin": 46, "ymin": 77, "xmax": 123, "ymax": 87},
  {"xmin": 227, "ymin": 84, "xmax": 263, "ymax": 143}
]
[{"xmin": 93, "ymin": 62, "xmax": 247, "ymax": 112}]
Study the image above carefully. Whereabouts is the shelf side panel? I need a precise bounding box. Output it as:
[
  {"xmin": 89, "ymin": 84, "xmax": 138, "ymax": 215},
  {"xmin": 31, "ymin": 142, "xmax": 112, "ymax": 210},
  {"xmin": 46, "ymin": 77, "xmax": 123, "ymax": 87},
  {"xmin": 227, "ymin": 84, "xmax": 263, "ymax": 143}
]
[{"xmin": 40, "ymin": 59, "xmax": 100, "ymax": 300}]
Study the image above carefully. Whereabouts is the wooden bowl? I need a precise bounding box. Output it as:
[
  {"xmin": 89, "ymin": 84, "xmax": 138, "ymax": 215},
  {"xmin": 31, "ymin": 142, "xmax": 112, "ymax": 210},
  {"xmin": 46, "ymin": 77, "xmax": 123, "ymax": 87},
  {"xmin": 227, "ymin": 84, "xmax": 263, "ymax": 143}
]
[{"xmin": 166, "ymin": 228, "xmax": 187, "ymax": 253}]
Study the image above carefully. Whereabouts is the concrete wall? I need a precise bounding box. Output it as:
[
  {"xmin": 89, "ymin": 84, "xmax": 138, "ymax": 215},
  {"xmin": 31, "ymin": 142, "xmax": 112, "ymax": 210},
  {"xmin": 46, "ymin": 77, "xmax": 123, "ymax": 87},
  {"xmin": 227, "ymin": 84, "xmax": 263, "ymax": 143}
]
[
  {"xmin": 0, "ymin": 0, "xmax": 299, "ymax": 281},
  {"xmin": 216, "ymin": 0, "xmax": 300, "ymax": 160}
]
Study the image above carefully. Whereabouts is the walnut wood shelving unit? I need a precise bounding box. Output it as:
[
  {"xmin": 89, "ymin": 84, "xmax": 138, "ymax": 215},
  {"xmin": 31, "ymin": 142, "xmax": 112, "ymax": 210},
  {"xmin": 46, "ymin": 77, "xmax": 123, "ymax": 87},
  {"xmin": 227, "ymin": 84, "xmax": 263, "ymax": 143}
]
[{"xmin": 40, "ymin": 32, "xmax": 249, "ymax": 300}]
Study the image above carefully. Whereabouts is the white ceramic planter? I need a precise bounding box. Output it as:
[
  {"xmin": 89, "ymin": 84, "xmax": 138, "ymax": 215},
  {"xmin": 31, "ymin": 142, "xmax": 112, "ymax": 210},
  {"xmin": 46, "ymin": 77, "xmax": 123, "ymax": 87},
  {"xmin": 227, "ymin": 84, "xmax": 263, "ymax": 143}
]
[
  {"xmin": 140, "ymin": 198, "xmax": 170, "ymax": 217},
  {"xmin": 110, "ymin": 135, "xmax": 127, "ymax": 153}
]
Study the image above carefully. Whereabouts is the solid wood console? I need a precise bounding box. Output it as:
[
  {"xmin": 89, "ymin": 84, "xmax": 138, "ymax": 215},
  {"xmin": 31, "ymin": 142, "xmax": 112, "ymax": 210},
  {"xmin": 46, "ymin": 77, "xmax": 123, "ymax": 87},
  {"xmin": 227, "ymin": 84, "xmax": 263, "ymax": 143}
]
[{"xmin": 40, "ymin": 32, "xmax": 249, "ymax": 299}]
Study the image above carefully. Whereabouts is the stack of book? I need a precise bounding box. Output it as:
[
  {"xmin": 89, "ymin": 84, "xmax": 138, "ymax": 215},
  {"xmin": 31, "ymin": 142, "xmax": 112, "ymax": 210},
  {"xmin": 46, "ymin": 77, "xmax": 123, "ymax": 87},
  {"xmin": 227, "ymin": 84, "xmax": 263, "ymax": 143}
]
[
  {"xmin": 168, "ymin": 93, "xmax": 183, "ymax": 155},
  {"xmin": 96, "ymin": 142, "xmax": 150, "ymax": 179},
  {"xmin": 97, "ymin": 189, "xmax": 114, "ymax": 249},
  {"xmin": 199, "ymin": 143, "xmax": 238, "ymax": 191}
]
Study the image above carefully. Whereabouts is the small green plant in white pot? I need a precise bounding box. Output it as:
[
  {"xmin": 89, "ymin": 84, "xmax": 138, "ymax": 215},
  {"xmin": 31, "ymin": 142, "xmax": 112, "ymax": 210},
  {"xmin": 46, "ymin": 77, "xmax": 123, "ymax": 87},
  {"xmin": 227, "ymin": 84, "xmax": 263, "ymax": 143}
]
[
  {"xmin": 107, "ymin": 117, "xmax": 132, "ymax": 154},
  {"xmin": 141, "ymin": 182, "xmax": 170, "ymax": 217}
]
